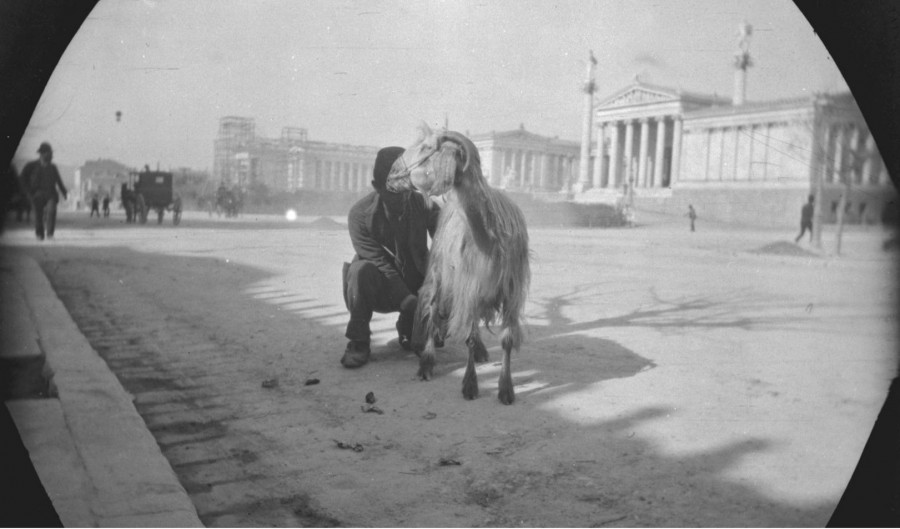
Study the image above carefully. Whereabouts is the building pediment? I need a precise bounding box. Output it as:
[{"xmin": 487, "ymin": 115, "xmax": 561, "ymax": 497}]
[
  {"xmin": 597, "ymin": 84, "xmax": 681, "ymax": 109},
  {"xmin": 490, "ymin": 129, "xmax": 549, "ymax": 143}
]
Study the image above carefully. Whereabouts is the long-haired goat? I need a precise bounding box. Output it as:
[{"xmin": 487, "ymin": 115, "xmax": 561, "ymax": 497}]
[{"xmin": 386, "ymin": 124, "xmax": 530, "ymax": 404}]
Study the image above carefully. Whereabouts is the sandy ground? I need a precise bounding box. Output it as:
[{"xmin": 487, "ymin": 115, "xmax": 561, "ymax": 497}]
[{"xmin": 3, "ymin": 208, "xmax": 897, "ymax": 526}]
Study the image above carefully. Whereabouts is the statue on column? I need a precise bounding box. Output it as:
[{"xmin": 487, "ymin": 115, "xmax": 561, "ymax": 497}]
[{"xmin": 734, "ymin": 21, "xmax": 753, "ymax": 70}]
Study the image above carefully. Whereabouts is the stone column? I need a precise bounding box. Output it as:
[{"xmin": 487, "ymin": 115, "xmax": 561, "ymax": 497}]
[
  {"xmin": 540, "ymin": 153, "xmax": 549, "ymax": 191},
  {"xmin": 653, "ymin": 117, "xmax": 667, "ymax": 188},
  {"xmin": 849, "ymin": 126, "xmax": 862, "ymax": 184},
  {"xmin": 832, "ymin": 125, "xmax": 845, "ymax": 184},
  {"xmin": 577, "ymin": 51, "xmax": 597, "ymax": 193},
  {"xmin": 862, "ymin": 132, "xmax": 877, "ymax": 185},
  {"xmin": 592, "ymin": 123, "xmax": 606, "ymax": 189},
  {"xmin": 671, "ymin": 118, "xmax": 683, "ymax": 185},
  {"xmin": 623, "ymin": 120, "xmax": 635, "ymax": 188},
  {"xmin": 638, "ymin": 118, "xmax": 651, "ymax": 187},
  {"xmin": 608, "ymin": 122, "xmax": 621, "ymax": 188}
]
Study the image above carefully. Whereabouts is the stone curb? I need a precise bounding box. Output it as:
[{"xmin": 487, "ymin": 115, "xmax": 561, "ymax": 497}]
[{"xmin": 2, "ymin": 252, "xmax": 203, "ymax": 528}]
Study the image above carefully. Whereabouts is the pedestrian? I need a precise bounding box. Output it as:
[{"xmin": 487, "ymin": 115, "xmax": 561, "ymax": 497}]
[
  {"xmin": 102, "ymin": 194, "xmax": 110, "ymax": 217},
  {"xmin": 795, "ymin": 194, "xmax": 814, "ymax": 244},
  {"xmin": 20, "ymin": 142, "xmax": 68, "ymax": 240},
  {"xmin": 687, "ymin": 204, "xmax": 697, "ymax": 232},
  {"xmin": 90, "ymin": 194, "xmax": 100, "ymax": 218},
  {"xmin": 340, "ymin": 146, "xmax": 440, "ymax": 368}
]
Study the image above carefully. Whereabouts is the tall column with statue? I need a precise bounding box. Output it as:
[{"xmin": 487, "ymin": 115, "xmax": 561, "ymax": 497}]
[
  {"xmin": 733, "ymin": 21, "xmax": 753, "ymax": 106},
  {"xmin": 574, "ymin": 50, "xmax": 598, "ymax": 194}
]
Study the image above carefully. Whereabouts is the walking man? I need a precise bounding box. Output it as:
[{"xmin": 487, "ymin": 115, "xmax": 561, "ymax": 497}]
[
  {"xmin": 795, "ymin": 195, "xmax": 814, "ymax": 244},
  {"xmin": 21, "ymin": 142, "xmax": 67, "ymax": 240},
  {"xmin": 687, "ymin": 204, "xmax": 697, "ymax": 232}
]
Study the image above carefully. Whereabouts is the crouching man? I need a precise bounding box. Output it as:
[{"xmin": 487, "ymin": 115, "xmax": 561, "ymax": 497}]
[{"xmin": 341, "ymin": 146, "xmax": 440, "ymax": 368}]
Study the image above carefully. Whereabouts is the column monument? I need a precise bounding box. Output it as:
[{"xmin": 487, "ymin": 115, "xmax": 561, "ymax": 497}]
[
  {"xmin": 733, "ymin": 22, "xmax": 753, "ymax": 106},
  {"xmin": 573, "ymin": 50, "xmax": 598, "ymax": 194}
]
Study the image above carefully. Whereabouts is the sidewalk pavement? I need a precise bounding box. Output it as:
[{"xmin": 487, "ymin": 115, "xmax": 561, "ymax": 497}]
[{"xmin": 0, "ymin": 250, "xmax": 203, "ymax": 527}]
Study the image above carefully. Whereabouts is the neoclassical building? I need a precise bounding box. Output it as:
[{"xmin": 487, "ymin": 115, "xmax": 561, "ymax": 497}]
[
  {"xmin": 470, "ymin": 125, "xmax": 580, "ymax": 192},
  {"xmin": 213, "ymin": 116, "xmax": 378, "ymax": 192},
  {"xmin": 569, "ymin": 34, "xmax": 895, "ymax": 227},
  {"xmin": 572, "ymin": 82, "xmax": 893, "ymax": 226}
]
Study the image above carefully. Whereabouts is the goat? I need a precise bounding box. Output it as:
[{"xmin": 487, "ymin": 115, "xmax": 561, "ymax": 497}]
[{"xmin": 386, "ymin": 124, "xmax": 530, "ymax": 404}]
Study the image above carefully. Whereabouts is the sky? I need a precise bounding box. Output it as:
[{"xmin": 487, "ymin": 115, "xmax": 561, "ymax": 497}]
[{"xmin": 13, "ymin": 0, "xmax": 848, "ymax": 171}]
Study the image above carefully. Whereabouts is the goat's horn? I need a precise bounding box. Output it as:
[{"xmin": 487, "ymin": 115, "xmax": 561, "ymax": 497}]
[{"xmin": 438, "ymin": 130, "xmax": 479, "ymax": 173}]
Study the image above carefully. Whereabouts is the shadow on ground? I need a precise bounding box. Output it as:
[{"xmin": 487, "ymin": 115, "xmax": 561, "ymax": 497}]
[{"xmin": 7, "ymin": 236, "xmax": 843, "ymax": 526}]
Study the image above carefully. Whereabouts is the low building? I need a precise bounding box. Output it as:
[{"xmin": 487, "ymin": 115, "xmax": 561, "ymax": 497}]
[
  {"xmin": 212, "ymin": 116, "xmax": 378, "ymax": 193},
  {"xmin": 470, "ymin": 125, "xmax": 580, "ymax": 194},
  {"xmin": 74, "ymin": 158, "xmax": 131, "ymax": 208}
]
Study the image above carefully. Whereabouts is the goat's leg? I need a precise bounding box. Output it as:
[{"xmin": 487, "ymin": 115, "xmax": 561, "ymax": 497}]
[
  {"xmin": 417, "ymin": 337, "xmax": 436, "ymax": 381},
  {"xmin": 497, "ymin": 325, "xmax": 519, "ymax": 405},
  {"xmin": 469, "ymin": 330, "xmax": 489, "ymax": 363},
  {"xmin": 462, "ymin": 330, "xmax": 481, "ymax": 400}
]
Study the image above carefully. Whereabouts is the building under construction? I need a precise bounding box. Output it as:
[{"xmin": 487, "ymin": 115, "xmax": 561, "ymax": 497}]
[{"xmin": 212, "ymin": 116, "xmax": 378, "ymax": 193}]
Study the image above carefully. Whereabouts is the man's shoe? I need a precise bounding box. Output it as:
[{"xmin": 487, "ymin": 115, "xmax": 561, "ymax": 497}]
[
  {"xmin": 396, "ymin": 319, "xmax": 414, "ymax": 351},
  {"xmin": 341, "ymin": 340, "xmax": 371, "ymax": 368}
]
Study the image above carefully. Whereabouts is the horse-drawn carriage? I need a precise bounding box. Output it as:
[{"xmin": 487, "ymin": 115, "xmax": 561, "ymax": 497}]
[{"xmin": 123, "ymin": 169, "xmax": 182, "ymax": 225}]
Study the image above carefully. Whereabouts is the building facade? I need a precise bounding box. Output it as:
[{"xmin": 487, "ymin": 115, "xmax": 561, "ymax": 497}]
[
  {"xmin": 74, "ymin": 158, "xmax": 132, "ymax": 207},
  {"xmin": 212, "ymin": 116, "xmax": 378, "ymax": 193},
  {"xmin": 572, "ymin": 80, "xmax": 894, "ymax": 226},
  {"xmin": 470, "ymin": 125, "xmax": 581, "ymax": 193}
]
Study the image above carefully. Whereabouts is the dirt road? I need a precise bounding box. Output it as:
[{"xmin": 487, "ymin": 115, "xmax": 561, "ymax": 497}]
[{"xmin": 5, "ymin": 209, "xmax": 896, "ymax": 526}]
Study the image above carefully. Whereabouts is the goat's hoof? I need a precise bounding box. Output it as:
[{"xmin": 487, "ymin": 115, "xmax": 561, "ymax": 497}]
[
  {"xmin": 497, "ymin": 375, "xmax": 515, "ymax": 405},
  {"xmin": 462, "ymin": 378, "xmax": 479, "ymax": 400},
  {"xmin": 497, "ymin": 388, "xmax": 515, "ymax": 405},
  {"xmin": 417, "ymin": 356, "xmax": 435, "ymax": 381}
]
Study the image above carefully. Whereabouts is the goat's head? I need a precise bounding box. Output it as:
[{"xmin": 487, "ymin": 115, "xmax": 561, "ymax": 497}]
[{"xmin": 389, "ymin": 123, "xmax": 481, "ymax": 197}]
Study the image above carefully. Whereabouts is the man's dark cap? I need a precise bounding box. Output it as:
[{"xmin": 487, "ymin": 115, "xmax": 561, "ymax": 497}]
[
  {"xmin": 38, "ymin": 142, "xmax": 53, "ymax": 154},
  {"xmin": 372, "ymin": 146, "xmax": 405, "ymax": 190}
]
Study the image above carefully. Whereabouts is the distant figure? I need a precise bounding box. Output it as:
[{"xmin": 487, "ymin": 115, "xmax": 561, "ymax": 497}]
[
  {"xmin": 102, "ymin": 194, "xmax": 110, "ymax": 217},
  {"xmin": 795, "ymin": 195, "xmax": 814, "ymax": 243},
  {"xmin": 687, "ymin": 204, "xmax": 697, "ymax": 232},
  {"xmin": 122, "ymin": 184, "xmax": 135, "ymax": 223},
  {"xmin": 20, "ymin": 142, "xmax": 68, "ymax": 240},
  {"xmin": 90, "ymin": 194, "xmax": 100, "ymax": 217}
]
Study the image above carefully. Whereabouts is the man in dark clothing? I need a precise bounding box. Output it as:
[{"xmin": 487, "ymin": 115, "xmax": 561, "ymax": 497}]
[
  {"xmin": 341, "ymin": 146, "xmax": 440, "ymax": 368},
  {"xmin": 21, "ymin": 142, "xmax": 67, "ymax": 240},
  {"xmin": 795, "ymin": 194, "xmax": 814, "ymax": 243},
  {"xmin": 90, "ymin": 194, "xmax": 100, "ymax": 217}
]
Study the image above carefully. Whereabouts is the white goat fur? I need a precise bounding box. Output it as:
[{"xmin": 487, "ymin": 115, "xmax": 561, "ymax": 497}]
[{"xmin": 398, "ymin": 124, "xmax": 530, "ymax": 404}]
